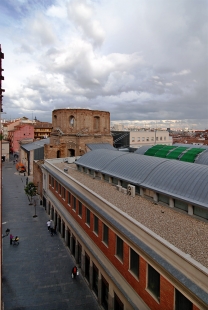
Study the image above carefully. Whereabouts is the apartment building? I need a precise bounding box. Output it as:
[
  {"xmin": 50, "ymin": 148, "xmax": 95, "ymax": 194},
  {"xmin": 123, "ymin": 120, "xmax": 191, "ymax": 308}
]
[
  {"xmin": 41, "ymin": 151, "xmax": 208, "ymax": 310},
  {"xmin": 34, "ymin": 122, "xmax": 52, "ymax": 139},
  {"xmin": 130, "ymin": 130, "xmax": 172, "ymax": 147}
]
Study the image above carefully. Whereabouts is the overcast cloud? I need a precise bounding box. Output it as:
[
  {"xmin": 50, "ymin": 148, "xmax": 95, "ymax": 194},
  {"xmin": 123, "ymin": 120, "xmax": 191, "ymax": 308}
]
[{"xmin": 0, "ymin": 0, "xmax": 207, "ymax": 129}]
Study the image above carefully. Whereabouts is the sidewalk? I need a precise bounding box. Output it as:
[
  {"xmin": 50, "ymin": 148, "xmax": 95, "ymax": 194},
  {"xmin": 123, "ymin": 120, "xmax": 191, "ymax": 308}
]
[{"xmin": 2, "ymin": 160, "xmax": 100, "ymax": 310}]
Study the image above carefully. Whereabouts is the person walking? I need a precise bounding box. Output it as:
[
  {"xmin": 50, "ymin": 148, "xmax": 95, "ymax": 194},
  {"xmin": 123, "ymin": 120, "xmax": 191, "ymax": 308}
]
[
  {"xmin": 47, "ymin": 220, "xmax": 51, "ymax": 231},
  {"xmin": 10, "ymin": 234, "xmax": 13, "ymax": 245},
  {"xmin": 71, "ymin": 266, "xmax": 78, "ymax": 279}
]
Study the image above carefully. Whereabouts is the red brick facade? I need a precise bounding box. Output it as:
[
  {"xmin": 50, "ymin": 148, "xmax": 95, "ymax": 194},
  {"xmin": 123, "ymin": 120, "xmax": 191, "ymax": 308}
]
[{"xmin": 48, "ymin": 176, "xmax": 201, "ymax": 310}]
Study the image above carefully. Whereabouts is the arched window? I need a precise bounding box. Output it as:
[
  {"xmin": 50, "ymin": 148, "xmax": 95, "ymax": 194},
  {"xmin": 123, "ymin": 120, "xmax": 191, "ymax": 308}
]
[
  {"xmin": 69, "ymin": 115, "xmax": 75, "ymax": 127},
  {"xmin": 94, "ymin": 116, "xmax": 100, "ymax": 131}
]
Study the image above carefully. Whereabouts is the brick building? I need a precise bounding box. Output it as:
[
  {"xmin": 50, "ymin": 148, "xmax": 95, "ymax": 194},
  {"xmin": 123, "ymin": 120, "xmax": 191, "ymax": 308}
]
[
  {"xmin": 41, "ymin": 152, "xmax": 208, "ymax": 310},
  {"xmin": 44, "ymin": 108, "xmax": 113, "ymax": 158}
]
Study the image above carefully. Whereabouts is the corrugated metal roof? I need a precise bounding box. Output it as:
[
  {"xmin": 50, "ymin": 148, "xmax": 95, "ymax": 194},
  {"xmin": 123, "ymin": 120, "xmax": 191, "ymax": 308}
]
[
  {"xmin": 76, "ymin": 149, "xmax": 208, "ymax": 208},
  {"xmin": 76, "ymin": 149, "xmax": 125, "ymax": 170},
  {"xmin": 134, "ymin": 145, "xmax": 152, "ymax": 154},
  {"xmin": 141, "ymin": 159, "xmax": 208, "ymax": 207},
  {"xmin": 86, "ymin": 143, "xmax": 116, "ymax": 151},
  {"xmin": 195, "ymin": 149, "xmax": 208, "ymax": 165},
  {"xmin": 21, "ymin": 138, "xmax": 50, "ymax": 151}
]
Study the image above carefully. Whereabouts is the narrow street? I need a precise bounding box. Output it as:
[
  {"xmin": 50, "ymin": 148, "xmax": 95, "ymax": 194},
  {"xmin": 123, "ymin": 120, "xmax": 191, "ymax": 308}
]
[{"xmin": 2, "ymin": 159, "xmax": 100, "ymax": 310}]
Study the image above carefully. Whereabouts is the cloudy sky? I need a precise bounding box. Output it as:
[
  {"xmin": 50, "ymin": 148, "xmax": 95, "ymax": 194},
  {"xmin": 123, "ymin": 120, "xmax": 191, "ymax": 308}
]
[{"xmin": 0, "ymin": 0, "xmax": 207, "ymax": 129}]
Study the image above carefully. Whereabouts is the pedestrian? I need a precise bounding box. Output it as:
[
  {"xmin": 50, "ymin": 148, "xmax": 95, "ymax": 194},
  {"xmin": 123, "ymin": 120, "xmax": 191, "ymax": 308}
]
[
  {"xmin": 47, "ymin": 220, "xmax": 51, "ymax": 231},
  {"xmin": 71, "ymin": 266, "xmax": 78, "ymax": 279},
  {"xmin": 10, "ymin": 234, "xmax": 13, "ymax": 245}
]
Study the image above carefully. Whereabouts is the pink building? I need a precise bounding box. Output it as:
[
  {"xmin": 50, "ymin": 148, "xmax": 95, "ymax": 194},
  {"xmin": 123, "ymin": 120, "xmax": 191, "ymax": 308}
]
[{"xmin": 8, "ymin": 124, "xmax": 34, "ymax": 153}]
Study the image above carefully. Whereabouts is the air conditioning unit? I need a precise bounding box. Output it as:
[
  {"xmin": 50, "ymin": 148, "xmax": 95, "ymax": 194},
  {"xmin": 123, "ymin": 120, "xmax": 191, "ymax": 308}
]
[{"xmin": 127, "ymin": 184, "xmax": 135, "ymax": 197}]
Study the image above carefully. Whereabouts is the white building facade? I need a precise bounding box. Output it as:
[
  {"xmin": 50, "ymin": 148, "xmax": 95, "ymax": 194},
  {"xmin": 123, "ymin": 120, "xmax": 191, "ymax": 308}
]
[{"xmin": 130, "ymin": 130, "xmax": 172, "ymax": 148}]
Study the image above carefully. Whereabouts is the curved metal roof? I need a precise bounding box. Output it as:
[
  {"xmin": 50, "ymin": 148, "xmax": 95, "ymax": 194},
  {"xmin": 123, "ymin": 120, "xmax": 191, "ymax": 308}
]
[
  {"xmin": 134, "ymin": 145, "xmax": 152, "ymax": 154},
  {"xmin": 141, "ymin": 160, "xmax": 208, "ymax": 207},
  {"xmin": 86, "ymin": 143, "xmax": 116, "ymax": 151},
  {"xmin": 76, "ymin": 149, "xmax": 126, "ymax": 170},
  {"xmin": 195, "ymin": 149, "xmax": 208, "ymax": 165},
  {"xmin": 76, "ymin": 149, "xmax": 208, "ymax": 208}
]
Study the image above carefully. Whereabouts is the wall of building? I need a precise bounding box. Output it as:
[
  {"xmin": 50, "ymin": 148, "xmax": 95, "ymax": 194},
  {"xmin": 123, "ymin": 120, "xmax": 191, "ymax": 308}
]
[
  {"xmin": 41, "ymin": 161, "xmax": 206, "ymax": 310},
  {"xmin": 130, "ymin": 131, "xmax": 172, "ymax": 147},
  {"xmin": 45, "ymin": 135, "xmax": 113, "ymax": 159},
  {"xmin": 52, "ymin": 108, "xmax": 111, "ymax": 135},
  {"xmin": 11, "ymin": 125, "xmax": 34, "ymax": 153},
  {"xmin": 44, "ymin": 109, "xmax": 113, "ymax": 158},
  {"xmin": 33, "ymin": 160, "xmax": 44, "ymax": 198},
  {"xmin": 2, "ymin": 141, "xmax": 9, "ymax": 161}
]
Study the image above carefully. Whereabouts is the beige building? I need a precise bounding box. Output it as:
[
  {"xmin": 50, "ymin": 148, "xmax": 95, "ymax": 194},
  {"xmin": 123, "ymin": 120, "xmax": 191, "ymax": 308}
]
[
  {"xmin": 130, "ymin": 130, "xmax": 172, "ymax": 147},
  {"xmin": 2, "ymin": 140, "xmax": 9, "ymax": 161},
  {"xmin": 44, "ymin": 108, "xmax": 113, "ymax": 158}
]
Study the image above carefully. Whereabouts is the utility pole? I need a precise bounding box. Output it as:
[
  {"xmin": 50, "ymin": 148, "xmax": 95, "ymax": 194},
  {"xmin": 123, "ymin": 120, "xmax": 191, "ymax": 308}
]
[{"xmin": 0, "ymin": 44, "xmax": 4, "ymax": 310}]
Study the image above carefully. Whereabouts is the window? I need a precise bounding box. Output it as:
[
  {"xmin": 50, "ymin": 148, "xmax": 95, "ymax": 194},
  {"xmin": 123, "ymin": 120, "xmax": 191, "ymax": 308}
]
[
  {"xmin": 69, "ymin": 115, "xmax": 75, "ymax": 127},
  {"xmin": 160, "ymin": 136, "xmax": 162, "ymax": 141},
  {"xmin": 101, "ymin": 276, "xmax": 109, "ymax": 310},
  {"xmin": 103, "ymin": 224, "xmax": 108, "ymax": 246},
  {"xmin": 51, "ymin": 177, "xmax": 54, "ymax": 188},
  {"xmin": 68, "ymin": 192, "xmax": 71, "ymax": 206},
  {"xmin": 156, "ymin": 137, "xmax": 158, "ymax": 141},
  {"xmin": 59, "ymin": 184, "xmax": 61, "ymax": 195},
  {"xmin": 49, "ymin": 175, "xmax": 51, "ymax": 185},
  {"xmin": 151, "ymin": 137, "xmax": 154, "ymax": 141},
  {"xmin": 142, "ymin": 137, "xmax": 145, "ymax": 141},
  {"xmin": 62, "ymin": 187, "xmax": 66, "ymax": 200},
  {"xmin": 130, "ymin": 248, "xmax": 139, "ymax": 277},
  {"xmin": 55, "ymin": 181, "xmax": 58, "ymax": 192},
  {"xmin": 146, "ymin": 137, "xmax": 149, "ymax": 141},
  {"xmin": 86, "ymin": 208, "xmax": 90, "ymax": 226},
  {"xmin": 94, "ymin": 215, "xmax": 99, "ymax": 235},
  {"xmin": 116, "ymin": 236, "xmax": 123, "ymax": 261},
  {"xmin": 175, "ymin": 289, "xmax": 192, "ymax": 310},
  {"xmin": 164, "ymin": 136, "xmax": 166, "ymax": 141},
  {"xmin": 137, "ymin": 137, "xmax": 140, "ymax": 142},
  {"xmin": 73, "ymin": 196, "xmax": 76, "ymax": 211},
  {"xmin": 132, "ymin": 137, "xmax": 135, "ymax": 142},
  {"xmin": 114, "ymin": 293, "xmax": 124, "ymax": 310},
  {"xmin": 94, "ymin": 116, "xmax": 100, "ymax": 131},
  {"xmin": 147, "ymin": 265, "xmax": 160, "ymax": 301},
  {"xmin": 78, "ymin": 201, "xmax": 82, "ymax": 217}
]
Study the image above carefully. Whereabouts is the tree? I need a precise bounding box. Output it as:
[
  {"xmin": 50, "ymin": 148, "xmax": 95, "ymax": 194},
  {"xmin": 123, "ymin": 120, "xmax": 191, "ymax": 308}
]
[{"xmin": 24, "ymin": 182, "xmax": 37, "ymax": 205}]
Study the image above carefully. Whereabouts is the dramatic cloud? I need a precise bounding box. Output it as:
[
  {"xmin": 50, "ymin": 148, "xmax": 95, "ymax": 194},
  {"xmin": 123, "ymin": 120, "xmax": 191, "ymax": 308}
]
[{"xmin": 0, "ymin": 0, "xmax": 207, "ymax": 129}]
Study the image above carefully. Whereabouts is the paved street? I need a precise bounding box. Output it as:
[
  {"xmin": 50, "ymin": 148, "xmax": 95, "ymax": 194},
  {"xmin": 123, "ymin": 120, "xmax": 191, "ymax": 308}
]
[{"xmin": 2, "ymin": 160, "xmax": 100, "ymax": 310}]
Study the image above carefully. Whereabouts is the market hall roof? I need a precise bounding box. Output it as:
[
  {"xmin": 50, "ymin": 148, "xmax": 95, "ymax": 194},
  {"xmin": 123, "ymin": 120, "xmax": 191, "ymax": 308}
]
[
  {"xmin": 76, "ymin": 149, "xmax": 208, "ymax": 209},
  {"xmin": 86, "ymin": 143, "xmax": 116, "ymax": 151}
]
